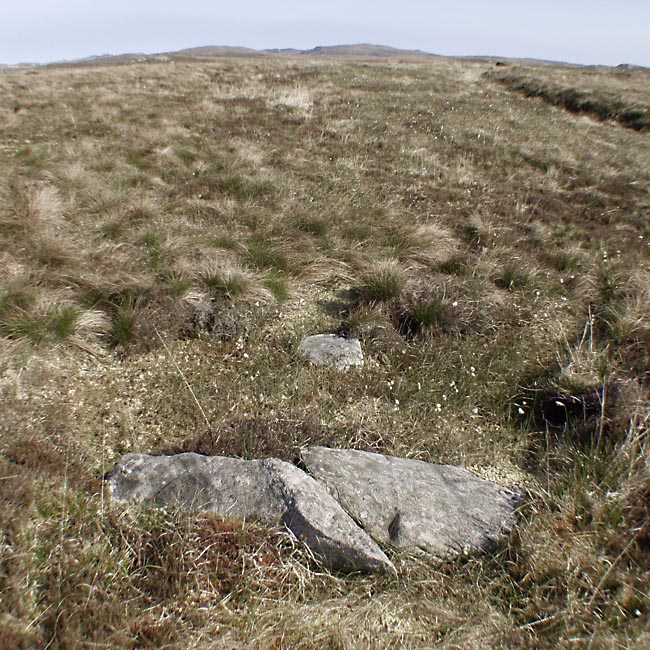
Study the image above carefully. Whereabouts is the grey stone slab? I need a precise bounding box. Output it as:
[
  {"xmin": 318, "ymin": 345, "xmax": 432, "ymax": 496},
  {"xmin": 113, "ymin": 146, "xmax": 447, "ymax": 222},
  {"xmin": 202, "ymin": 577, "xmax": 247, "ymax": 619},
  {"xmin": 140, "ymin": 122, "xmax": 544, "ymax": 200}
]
[
  {"xmin": 108, "ymin": 453, "xmax": 285, "ymax": 519},
  {"xmin": 108, "ymin": 452, "xmax": 394, "ymax": 574},
  {"xmin": 298, "ymin": 334, "xmax": 363, "ymax": 370},
  {"xmin": 301, "ymin": 446, "xmax": 520, "ymax": 558}
]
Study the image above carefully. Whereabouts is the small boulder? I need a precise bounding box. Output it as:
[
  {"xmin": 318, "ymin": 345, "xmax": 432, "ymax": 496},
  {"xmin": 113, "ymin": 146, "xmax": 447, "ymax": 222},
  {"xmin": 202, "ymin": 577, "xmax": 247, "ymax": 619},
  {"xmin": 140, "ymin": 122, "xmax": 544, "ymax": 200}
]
[
  {"xmin": 108, "ymin": 452, "xmax": 394, "ymax": 574},
  {"xmin": 301, "ymin": 447, "xmax": 520, "ymax": 558},
  {"xmin": 298, "ymin": 334, "xmax": 363, "ymax": 370}
]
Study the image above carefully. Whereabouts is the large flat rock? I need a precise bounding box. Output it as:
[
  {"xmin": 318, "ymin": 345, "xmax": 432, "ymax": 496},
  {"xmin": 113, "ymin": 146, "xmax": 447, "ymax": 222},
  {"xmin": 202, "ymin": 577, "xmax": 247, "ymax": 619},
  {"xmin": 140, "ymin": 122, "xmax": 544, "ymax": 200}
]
[
  {"xmin": 301, "ymin": 447, "xmax": 520, "ymax": 558},
  {"xmin": 297, "ymin": 334, "xmax": 363, "ymax": 370},
  {"xmin": 108, "ymin": 453, "xmax": 394, "ymax": 574}
]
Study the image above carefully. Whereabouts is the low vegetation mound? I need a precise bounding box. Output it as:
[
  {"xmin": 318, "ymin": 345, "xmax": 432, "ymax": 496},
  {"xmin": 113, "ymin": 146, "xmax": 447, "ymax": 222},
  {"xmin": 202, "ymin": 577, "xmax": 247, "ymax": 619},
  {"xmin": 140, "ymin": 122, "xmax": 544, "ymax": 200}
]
[{"xmin": 488, "ymin": 66, "xmax": 650, "ymax": 131}]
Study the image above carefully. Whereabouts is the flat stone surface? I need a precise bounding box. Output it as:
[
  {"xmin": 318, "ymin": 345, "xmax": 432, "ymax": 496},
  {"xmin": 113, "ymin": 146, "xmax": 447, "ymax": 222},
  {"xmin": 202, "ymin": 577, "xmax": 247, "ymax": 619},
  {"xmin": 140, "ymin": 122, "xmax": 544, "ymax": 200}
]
[
  {"xmin": 301, "ymin": 446, "xmax": 520, "ymax": 558},
  {"xmin": 109, "ymin": 452, "xmax": 394, "ymax": 573},
  {"xmin": 297, "ymin": 334, "xmax": 363, "ymax": 370},
  {"xmin": 108, "ymin": 453, "xmax": 285, "ymax": 518}
]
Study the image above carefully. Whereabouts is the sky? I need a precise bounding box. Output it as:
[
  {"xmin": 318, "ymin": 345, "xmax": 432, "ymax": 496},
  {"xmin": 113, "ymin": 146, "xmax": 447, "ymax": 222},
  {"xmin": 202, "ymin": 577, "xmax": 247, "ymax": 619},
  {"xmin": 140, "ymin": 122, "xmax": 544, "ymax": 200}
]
[{"xmin": 1, "ymin": 1, "xmax": 649, "ymax": 67}]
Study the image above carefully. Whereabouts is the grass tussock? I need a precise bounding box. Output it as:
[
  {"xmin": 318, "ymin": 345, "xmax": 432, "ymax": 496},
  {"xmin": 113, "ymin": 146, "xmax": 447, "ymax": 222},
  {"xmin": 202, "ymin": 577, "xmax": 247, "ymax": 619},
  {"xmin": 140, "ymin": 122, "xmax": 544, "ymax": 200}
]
[
  {"xmin": 355, "ymin": 260, "xmax": 406, "ymax": 303},
  {"xmin": 1, "ymin": 53, "xmax": 650, "ymax": 647}
]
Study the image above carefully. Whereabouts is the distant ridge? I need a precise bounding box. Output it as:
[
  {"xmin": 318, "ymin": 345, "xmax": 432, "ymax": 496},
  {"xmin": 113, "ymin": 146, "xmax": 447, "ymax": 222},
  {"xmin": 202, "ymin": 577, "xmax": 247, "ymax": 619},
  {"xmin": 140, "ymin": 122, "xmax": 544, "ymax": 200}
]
[
  {"xmin": 172, "ymin": 45, "xmax": 262, "ymax": 58},
  {"xmin": 34, "ymin": 43, "xmax": 437, "ymax": 68},
  {"xmin": 269, "ymin": 44, "xmax": 431, "ymax": 58},
  {"xmin": 42, "ymin": 52, "xmax": 172, "ymax": 67},
  {"xmin": 7, "ymin": 43, "xmax": 639, "ymax": 69}
]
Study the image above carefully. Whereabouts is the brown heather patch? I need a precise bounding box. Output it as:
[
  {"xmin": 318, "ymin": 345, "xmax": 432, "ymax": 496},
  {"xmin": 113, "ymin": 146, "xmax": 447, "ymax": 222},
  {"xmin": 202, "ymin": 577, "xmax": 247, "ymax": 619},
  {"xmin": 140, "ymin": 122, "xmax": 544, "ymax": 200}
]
[
  {"xmin": 1, "ymin": 53, "xmax": 649, "ymax": 647},
  {"xmin": 162, "ymin": 410, "xmax": 386, "ymax": 463}
]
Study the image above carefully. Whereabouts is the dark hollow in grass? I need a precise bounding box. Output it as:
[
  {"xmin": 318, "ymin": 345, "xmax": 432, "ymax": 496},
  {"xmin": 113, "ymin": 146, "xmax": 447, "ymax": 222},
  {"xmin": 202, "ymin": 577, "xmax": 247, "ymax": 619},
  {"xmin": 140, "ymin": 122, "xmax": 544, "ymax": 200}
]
[
  {"xmin": 437, "ymin": 255, "xmax": 469, "ymax": 276},
  {"xmin": 295, "ymin": 216, "xmax": 328, "ymax": 237},
  {"xmin": 512, "ymin": 381, "xmax": 620, "ymax": 446}
]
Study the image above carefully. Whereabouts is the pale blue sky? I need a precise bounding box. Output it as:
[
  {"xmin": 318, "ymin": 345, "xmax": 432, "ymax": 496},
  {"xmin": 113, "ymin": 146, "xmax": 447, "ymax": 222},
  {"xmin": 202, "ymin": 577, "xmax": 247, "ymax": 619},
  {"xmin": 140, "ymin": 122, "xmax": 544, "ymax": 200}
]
[{"xmin": 2, "ymin": 1, "xmax": 648, "ymax": 66}]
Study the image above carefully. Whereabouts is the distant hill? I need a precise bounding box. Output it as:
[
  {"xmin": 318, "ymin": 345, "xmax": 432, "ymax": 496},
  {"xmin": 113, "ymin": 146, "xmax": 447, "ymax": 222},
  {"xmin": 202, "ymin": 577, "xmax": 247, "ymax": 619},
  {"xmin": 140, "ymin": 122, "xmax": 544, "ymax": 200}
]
[
  {"xmin": 172, "ymin": 45, "xmax": 261, "ymax": 58},
  {"xmin": 8, "ymin": 43, "xmax": 639, "ymax": 70},
  {"xmin": 43, "ymin": 52, "xmax": 172, "ymax": 67},
  {"xmin": 42, "ymin": 45, "xmax": 259, "ymax": 68},
  {"xmin": 269, "ymin": 44, "xmax": 432, "ymax": 58},
  {"xmin": 461, "ymin": 54, "xmax": 584, "ymax": 68},
  {"xmin": 32, "ymin": 43, "xmax": 435, "ymax": 68}
]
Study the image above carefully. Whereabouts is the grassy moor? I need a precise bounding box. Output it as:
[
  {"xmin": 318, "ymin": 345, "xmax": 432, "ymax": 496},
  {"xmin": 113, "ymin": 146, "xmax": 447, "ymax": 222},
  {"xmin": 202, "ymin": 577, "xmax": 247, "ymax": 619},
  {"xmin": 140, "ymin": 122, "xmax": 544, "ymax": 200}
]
[{"xmin": 1, "ymin": 51, "xmax": 650, "ymax": 647}]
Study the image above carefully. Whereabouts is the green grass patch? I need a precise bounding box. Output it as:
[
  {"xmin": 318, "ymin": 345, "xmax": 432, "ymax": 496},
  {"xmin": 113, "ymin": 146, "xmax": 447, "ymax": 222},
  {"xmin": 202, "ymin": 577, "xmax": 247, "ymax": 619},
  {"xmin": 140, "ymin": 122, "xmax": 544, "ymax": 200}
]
[
  {"xmin": 138, "ymin": 231, "xmax": 162, "ymax": 270},
  {"xmin": 245, "ymin": 241, "xmax": 289, "ymax": 272},
  {"xmin": 200, "ymin": 268, "xmax": 252, "ymax": 299},
  {"xmin": 1, "ymin": 311, "xmax": 48, "ymax": 343},
  {"xmin": 126, "ymin": 148, "xmax": 153, "ymax": 171},
  {"xmin": 109, "ymin": 298, "xmax": 137, "ymax": 346},
  {"xmin": 209, "ymin": 234, "xmax": 240, "ymax": 250},
  {"xmin": 215, "ymin": 175, "xmax": 275, "ymax": 200},
  {"xmin": 157, "ymin": 270, "xmax": 191, "ymax": 298},
  {"xmin": 0, "ymin": 304, "xmax": 79, "ymax": 344},
  {"xmin": 409, "ymin": 298, "xmax": 449, "ymax": 330},
  {"xmin": 263, "ymin": 272, "xmax": 289, "ymax": 302},
  {"xmin": 495, "ymin": 266, "xmax": 530, "ymax": 292},
  {"xmin": 177, "ymin": 148, "xmax": 198, "ymax": 165},
  {"xmin": 48, "ymin": 306, "xmax": 79, "ymax": 340}
]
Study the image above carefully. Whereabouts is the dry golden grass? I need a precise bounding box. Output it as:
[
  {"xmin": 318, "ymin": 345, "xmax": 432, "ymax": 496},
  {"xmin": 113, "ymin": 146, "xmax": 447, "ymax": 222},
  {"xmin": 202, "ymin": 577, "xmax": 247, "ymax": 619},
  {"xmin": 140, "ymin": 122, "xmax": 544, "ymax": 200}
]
[{"xmin": 1, "ymin": 53, "xmax": 649, "ymax": 648}]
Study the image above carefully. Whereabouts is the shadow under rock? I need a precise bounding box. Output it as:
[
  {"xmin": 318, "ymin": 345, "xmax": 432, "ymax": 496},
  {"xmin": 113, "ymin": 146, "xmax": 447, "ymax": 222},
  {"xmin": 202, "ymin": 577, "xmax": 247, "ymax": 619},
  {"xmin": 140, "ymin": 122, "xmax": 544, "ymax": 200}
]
[{"xmin": 317, "ymin": 288, "xmax": 360, "ymax": 320}]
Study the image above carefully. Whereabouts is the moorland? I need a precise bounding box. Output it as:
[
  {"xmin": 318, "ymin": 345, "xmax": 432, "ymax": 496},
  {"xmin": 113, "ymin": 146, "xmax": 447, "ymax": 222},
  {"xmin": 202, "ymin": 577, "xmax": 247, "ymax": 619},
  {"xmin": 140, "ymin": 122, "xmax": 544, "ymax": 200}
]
[{"xmin": 1, "ymin": 48, "xmax": 649, "ymax": 648}]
